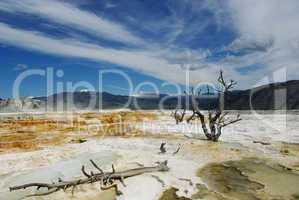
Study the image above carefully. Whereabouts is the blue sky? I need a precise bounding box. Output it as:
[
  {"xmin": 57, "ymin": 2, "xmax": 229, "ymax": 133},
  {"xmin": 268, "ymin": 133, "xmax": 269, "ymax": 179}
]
[{"xmin": 0, "ymin": 0, "xmax": 299, "ymax": 98}]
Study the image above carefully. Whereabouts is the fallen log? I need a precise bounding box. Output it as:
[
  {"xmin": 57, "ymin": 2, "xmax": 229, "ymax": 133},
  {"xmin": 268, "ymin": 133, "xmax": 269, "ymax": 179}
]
[{"xmin": 9, "ymin": 160, "xmax": 169, "ymax": 198}]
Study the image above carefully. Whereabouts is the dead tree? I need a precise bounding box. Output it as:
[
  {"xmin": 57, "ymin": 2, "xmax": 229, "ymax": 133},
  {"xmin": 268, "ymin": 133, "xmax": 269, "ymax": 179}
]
[
  {"xmin": 9, "ymin": 160, "xmax": 169, "ymax": 198},
  {"xmin": 178, "ymin": 71, "xmax": 241, "ymax": 142}
]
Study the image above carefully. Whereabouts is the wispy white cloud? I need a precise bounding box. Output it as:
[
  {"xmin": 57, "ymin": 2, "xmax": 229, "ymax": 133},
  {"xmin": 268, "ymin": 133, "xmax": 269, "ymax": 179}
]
[
  {"xmin": 0, "ymin": 22, "xmax": 224, "ymax": 87},
  {"xmin": 226, "ymin": 37, "xmax": 274, "ymax": 53},
  {"xmin": 0, "ymin": 0, "xmax": 144, "ymax": 46},
  {"xmin": 0, "ymin": 23, "xmax": 179, "ymax": 82}
]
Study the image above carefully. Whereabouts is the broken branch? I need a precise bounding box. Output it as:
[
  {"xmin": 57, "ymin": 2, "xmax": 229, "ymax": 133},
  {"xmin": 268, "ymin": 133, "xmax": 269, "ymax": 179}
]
[{"xmin": 9, "ymin": 160, "xmax": 169, "ymax": 198}]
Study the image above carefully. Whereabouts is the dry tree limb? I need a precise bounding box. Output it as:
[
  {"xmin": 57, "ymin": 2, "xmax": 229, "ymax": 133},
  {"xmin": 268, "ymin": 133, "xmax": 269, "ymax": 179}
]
[
  {"xmin": 220, "ymin": 114, "xmax": 242, "ymax": 127},
  {"xmin": 89, "ymin": 159, "xmax": 104, "ymax": 174},
  {"xmin": 217, "ymin": 70, "xmax": 237, "ymax": 92},
  {"xmin": 9, "ymin": 160, "xmax": 170, "ymax": 198}
]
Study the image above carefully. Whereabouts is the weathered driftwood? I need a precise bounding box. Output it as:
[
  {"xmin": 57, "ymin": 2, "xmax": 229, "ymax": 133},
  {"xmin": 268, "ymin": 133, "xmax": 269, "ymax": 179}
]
[{"xmin": 9, "ymin": 160, "xmax": 169, "ymax": 198}]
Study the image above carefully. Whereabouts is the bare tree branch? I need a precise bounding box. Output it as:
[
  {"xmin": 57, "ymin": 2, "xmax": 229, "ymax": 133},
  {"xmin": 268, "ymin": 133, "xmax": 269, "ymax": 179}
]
[
  {"xmin": 217, "ymin": 70, "xmax": 237, "ymax": 92},
  {"xmin": 221, "ymin": 114, "xmax": 242, "ymax": 127},
  {"xmin": 90, "ymin": 159, "xmax": 104, "ymax": 174}
]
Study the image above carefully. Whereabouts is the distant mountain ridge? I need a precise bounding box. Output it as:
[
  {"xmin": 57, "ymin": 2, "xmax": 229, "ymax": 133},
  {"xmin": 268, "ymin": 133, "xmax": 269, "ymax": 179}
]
[
  {"xmin": 1, "ymin": 80, "xmax": 299, "ymax": 112},
  {"xmin": 225, "ymin": 80, "xmax": 299, "ymax": 110}
]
